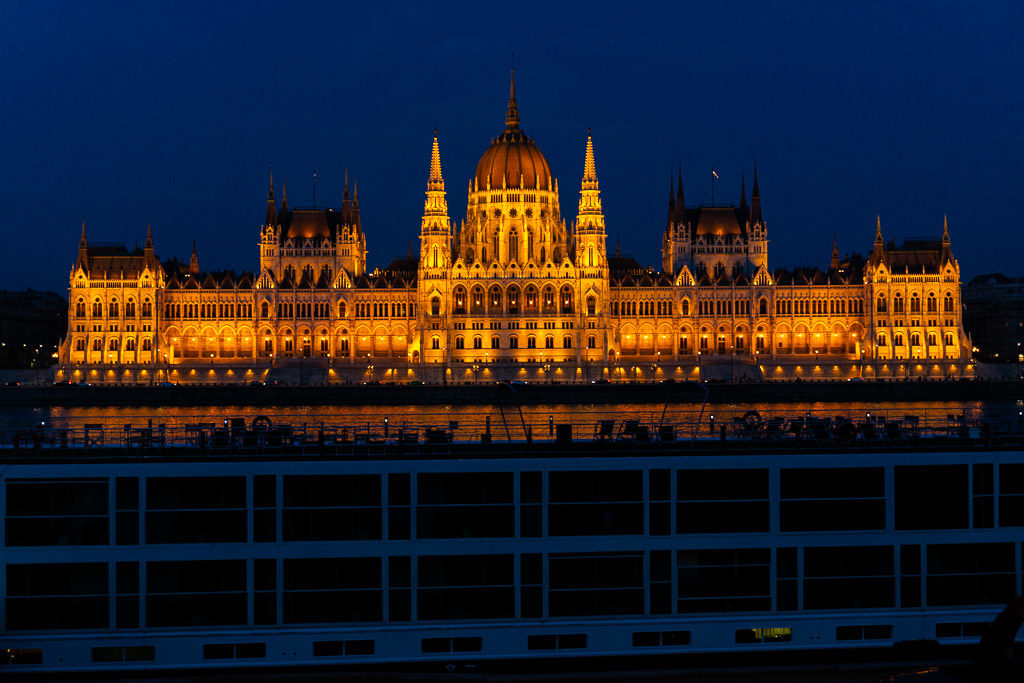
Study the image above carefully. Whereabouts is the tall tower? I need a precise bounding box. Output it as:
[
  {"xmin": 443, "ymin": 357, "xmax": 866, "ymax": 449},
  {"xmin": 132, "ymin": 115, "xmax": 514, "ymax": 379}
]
[
  {"xmin": 747, "ymin": 162, "xmax": 768, "ymax": 270},
  {"xmin": 420, "ymin": 131, "xmax": 451, "ymax": 273},
  {"xmin": 417, "ymin": 131, "xmax": 454, "ymax": 365},
  {"xmin": 574, "ymin": 130, "xmax": 607, "ymax": 270},
  {"xmin": 336, "ymin": 172, "xmax": 367, "ymax": 278}
]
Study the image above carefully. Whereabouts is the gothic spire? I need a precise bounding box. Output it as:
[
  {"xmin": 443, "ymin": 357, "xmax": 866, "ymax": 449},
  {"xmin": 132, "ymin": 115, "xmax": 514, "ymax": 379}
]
[
  {"xmin": 582, "ymin": 128, "xmax": 598, "ymax": 185},
  {"xmin": 875, "ymin": 214, "xmax": 883, "ymax": 244},
  {"xmin": 750, "ymin": 162, "xmax": 763, "ymax": 224},
  {"xmin": 265, "ymin": 169, "xmax": 277, "ymax": 226},
  {"xmin": 830, "ymin": 235, "xmax": 840, "ymax": 271},
  {"xmin": 281, "ymin": 180, "xmax": 288, "ymax": 210},
  {"xmin": 145, "ymin": 223, "xmax": 153, "ymax": 250},
  {"xmin": 505, "ymin": 69, "xmax": 520, "ymax": 130},
  {"xmin": 942, "ymin": 213, "xmax": 950, "ymax": 243},
  {"xmin": 80, "ymin": 220, "xmax": 87, "ymax": 247},
  {"xmin": 189, "ymin": 240, "xmax": 199, "ymax": 274},
  {"xmin": 428, "ymin": 129, "xmax": 444, "ymax": 190},
  {"xmin": 577, "ymin": 129, "xmax": 602, "ymax": 220}
]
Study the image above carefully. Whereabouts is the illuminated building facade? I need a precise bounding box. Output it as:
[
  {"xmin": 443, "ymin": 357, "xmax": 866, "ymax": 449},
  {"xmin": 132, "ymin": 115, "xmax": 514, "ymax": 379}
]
[{"xmin": 58, "ymin": 75, "xmax": 972, "ymax": 384}]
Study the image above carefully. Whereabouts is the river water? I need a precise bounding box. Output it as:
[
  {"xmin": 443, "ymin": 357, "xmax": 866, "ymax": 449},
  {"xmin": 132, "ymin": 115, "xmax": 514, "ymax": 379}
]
[{"xmin": 1, "ymin": 399, "xmax": 1021, "ymax": 437}]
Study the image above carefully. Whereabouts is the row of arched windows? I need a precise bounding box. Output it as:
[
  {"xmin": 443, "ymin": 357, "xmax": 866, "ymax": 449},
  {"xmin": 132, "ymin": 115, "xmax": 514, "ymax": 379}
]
[
  {"xmin": 79, "ymin": 337, "xmax": 153, "ymax": 352},
  {"xmin": 77, "ymin": 297, "xmax": 152, "ymax": 318},
  {"xmin": 451, "ymin": 334, "xmax": 574, "ymax": 350},
  {"xmin": 877, "ymin": 292, "xmax": 954, "ymax": 314}
]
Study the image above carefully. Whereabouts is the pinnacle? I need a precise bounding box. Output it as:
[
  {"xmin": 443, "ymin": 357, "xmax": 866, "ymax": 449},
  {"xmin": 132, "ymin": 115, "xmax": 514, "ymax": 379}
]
[
  {"xmin": 429, "ymin": 131, "xmax": 444, "ymax": 185},
  {"xmin": 505, "ymin": 69, "xmax": 520, "ymax": 129}
]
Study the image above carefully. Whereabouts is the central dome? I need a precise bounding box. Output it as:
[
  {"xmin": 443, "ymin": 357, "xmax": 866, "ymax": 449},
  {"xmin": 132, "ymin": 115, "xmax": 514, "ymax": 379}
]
[{"xmin": 473, "ymin": 73, "xmax": 553, "ymax": 192}]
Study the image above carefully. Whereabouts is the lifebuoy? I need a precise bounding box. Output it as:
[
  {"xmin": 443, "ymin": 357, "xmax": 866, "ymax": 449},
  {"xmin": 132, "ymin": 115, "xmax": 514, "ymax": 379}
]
[
  {"xmin": 743, "ymin": 410, "xmax": 763, "ymax": 427},
  {"xmin": 251, "ymin": 415, "xmax": 273, "ymax": 430}
]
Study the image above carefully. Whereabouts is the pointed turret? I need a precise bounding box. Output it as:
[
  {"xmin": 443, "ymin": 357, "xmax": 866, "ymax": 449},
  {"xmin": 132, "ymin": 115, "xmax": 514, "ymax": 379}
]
[
  {"xmin": 750, "ymin": 162, "xmax": 763, "ymax": 224},
  {"xmin": 281, "ymin": 180, "xmax": 288, "ymax": 211},
  {"xmin": 145, "ymin": 223, "xmax": 153, "ymax": 249},
  {"xmin": 78, "ymin": 220, "xmax": 88, "ymax": 266},
  {"xmin": 870, "ymin": 214, "xmax": 886, "ymax": 266},
  {"xmin": 577, "ymin": 129, "xmax": 602, "ymax": 220},
  {"xmin": 830, "ymin": 235, "xmax": 840, "ymax": 271},
  {"xmin": 941, "ymin": 214, "xmax": 953, "ymax": 265},
  {"xmin": 505, "ymin": 69, "xmax": 520, "ymax": 130},
  {"xmin": 342, "ymin": 168, "xmax": 351, "ymax": 223},
  {"xmin": 352, "ymin": 179, "xmax": 360, "ymax": 230},
  {"xmin": 428, "ymin": 129, "xmax": 444, "ymax": 191},
  {"xmin": 189, "ymin": 240, "xmax": 199, "ymax": 274},
  {"xmin": 265, "ymin": 169, "xmax": 277, "ymax": 226}
]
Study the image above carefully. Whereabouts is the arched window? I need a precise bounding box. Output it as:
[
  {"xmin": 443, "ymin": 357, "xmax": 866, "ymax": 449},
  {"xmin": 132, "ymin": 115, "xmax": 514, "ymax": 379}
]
[
  {"xmin": 587, "ymin": 247, "xmax": 595, "ymax": 267},
  {"xmin": 142, "ymin": 299, "xmax": 152, "ymax": 317},
  {"xmin": 109, "ymin": 338, "xmax": 119, "ymax": 351},
  {"xmin": 142, "ymin": 338, "xmax": 152, "ymax": 351},
  {"xmin": 560, "ymin": 285, "xmax": 574, "ymax": 314},
  {"xmin": 587, "ymin": 296, "xmax": 596, "ymax": 315},
  {"xmin": 893, "ymin": 293, "xmax": 904, "ymax": 314},
  {"xmin": 545, "ymin": 336, "xmax": 555, "ymax": 349},
  {"xmin": 92, "ymin": 338, "xmax": 103, "ymax": 351},
  {"xmin": 562, "ymin": 335, "xmax": 572, "ymax": 348},
  {"xmin": 542, "ymin": 286, "xmax": 555, "ymax": 311},
  {"xmin": 108, "ymin": 300, "xmax": 119, "ymax": 317},
  {"xmin": 490, "ymin": 285, "xmax": 502, "ymax": 311},
  {"xmin": 125, "ymin": 338, "xmax": 136, "ymax": 351},
  {"xmin": 473, "ymin": 336, "xmax": 483, "ymax": 349},
  {"xmin": 527, "ymin": 336, "xmax": 536, "ymax": 349},
  {"xmin": 877, "ymin": 334, "xmax": 887, "ymax": 347},
  {"xmin": 758, "ymin": 298, "xmax": 768, "ymax": 315},
  {"xmin": 125, "ymin": 299, "xmax": 136, "ymax": 317},
  {"xmin": 588, "ymin": 335, "xmax": 596, "ymax": 348},
  {"xmin": 75, "ymin": 299, "xmax": 86, "ymax": 317},
  {"xmin": 453, "ymin": 286, "xmax": 467, "ymax": 314},
  {"xmin": 927, "ymin": 293, "xmax": 937, "ymax": 313},
  {"xmin": 338, "ymin": 301, "xmax": 347, "ymax": 317},
  {"xmin": 430, "ymin": 296, "xmax": 441, "ymax": 315},
  {"xmin": 491, "ymin": 335, "xmax": 500, "ymax": 349},
  {"xmin": 509, "ymin": 335, "xmax": 519, "ymax": 348},
  {"xmin": 681, "ymin": 299, "xmax": 690, "ymax": 316},
  {"xmin": 431, "ymin": 336, "xmax": 440, "ymax": 350},
  {"xmin": 910, "ymin": 293, "xmax": 921, "ymax": 313},
  {"xmin": 508, "ymin": 227, "xmax": 519, "ymax": 261},
  {"xmin": 431, "ymin": 246, "xmax": 439, "ymax": 268},
  {"xmin": 455, "ymin": 336, "xmax": 464, "ymax": 349},
  {"xmin": 75, "ymin": 338, "xmax": 85, "ymax": 351},
  {"xmin": 943, "ymin": 293, "xmax": 954, "ymax": 312},
  {"xmin": 876, "ymin": 295, "xmax": 887, "ymax": 313}
]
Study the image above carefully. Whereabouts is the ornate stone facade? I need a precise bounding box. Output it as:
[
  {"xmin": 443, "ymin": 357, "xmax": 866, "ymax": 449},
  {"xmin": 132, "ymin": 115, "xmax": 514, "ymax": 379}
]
[{"xmin": 58, "ymin": 75, "xmax": 973, "ymax": 384}]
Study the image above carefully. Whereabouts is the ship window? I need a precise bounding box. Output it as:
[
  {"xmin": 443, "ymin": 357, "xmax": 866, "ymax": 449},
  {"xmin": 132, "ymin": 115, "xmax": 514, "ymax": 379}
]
[
  {"xmin": 632, "ymin": 630, "xmax": 691, "ymax": 647},
  {"xmin": 895, "ymin": 465, "xmax": 968, "ymax": 530},
  {"xmin": 283, "ymin": 558, "xmax": 382, "ymax": 624},
  {"xmin": 527, "ymin": 634, "xmax": 587, "ymax": 650},
  {"xmin": 146, "ymin": 560, "xmax": 246, "ymax": 627},
  {"xmin": 145, "ymin": 477, "xmax": 247, "ymax": 543},
  {"xmin": 549, "ymin": 552, "xmax": 644, "ymax": 617},
  {"xmin": 421, "ymin": 637, "xmax": 483, "ymax": 654},
  {"xmin": 5, "ymin": 479, "xmax": 109, "ymax": 546},
  {"xmin": 116, "ymin": 561, "xmax": 140, "ymax": 629},
  {"xmin": 253, "ymin": 559, "xmax": 275, "ymax": 625},
  {"xmin": 202, "ymin": 643, "xmax": 265, "ymax": 659},
  {"xmin": 417, "ymin": 554, "xmax": 514, "ymax": 620},
  {"xmin": 803, "ymin": 546, "xmax": 895, "ymax": 609},
  {"xmin": 973, "ymin": 463, "xmax": 994, "ymax": 528},
  {"xmin": 253, "ymin": 475, "xmax": 275, "ymax": 543},
  {"xmin": 521, "ymin": 553, "xmax": 543, "ymax": 618},
  {"xmin": 836, "ymin": 625, "xmax": 892, "ymax": 641},
  {"xmin": 115, "ymin": 477, "xmax": 139, "ymax": 545},
  {"xmin": 313, "ymin": 640, "xmax": 375, "ymax": 657},
  {"xmin": 935, "ymin": 622, "xmax": 989, "ymax": 639},
  {"xmin": 6, "ymin": 562, "xmax": 108, "ymax": 630},
  {"xmin": 92, "ymin": 646, "xmax": 155, "ymax": 663},
  {"xmin": 779, "ymin": 468, "xmax": 885, "ymax": 532},
  {"xmin": 282, "ymin": 475, "xmax": 381, "ymax": 542},
  {"xmin": 548, "ymin": 470, "xmax": 643, "ymax": 536},
  {"xmin": 677, "ymin": 549, "xmax": 771, "ymax": 613},
  {"xmin": 926, "ymin": 543, "xmax": 1015, "ymax": 606},
  {"xmin": 0, "ymin": 649, "xmax": 43, "ymax": 664},
  {"xmin": 997, "ymin": 464, "xmax": 1024, "ymax": 526},
  {"xmin": 417, "ymin": 473, "xmax": 514, "ymax": 539},
  {"xmin": 520, "ymin": 472, "xmax": 542, "ymax": 538},
  {"xmin": 677, "ymin": 469, "xmax": 769, "ymax": 533}
]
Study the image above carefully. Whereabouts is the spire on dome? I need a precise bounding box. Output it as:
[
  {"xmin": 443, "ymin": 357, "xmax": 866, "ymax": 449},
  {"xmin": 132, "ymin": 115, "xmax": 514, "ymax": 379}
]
[{"xmin": 505, "ymin": 69, "xmax": 520, "ymax": 130}]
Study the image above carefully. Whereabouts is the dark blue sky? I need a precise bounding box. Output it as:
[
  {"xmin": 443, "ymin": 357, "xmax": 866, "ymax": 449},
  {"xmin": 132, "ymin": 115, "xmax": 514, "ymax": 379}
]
[{"xmin": 2, "ymin": 2, "xmax": 1022, "ymax": 292}]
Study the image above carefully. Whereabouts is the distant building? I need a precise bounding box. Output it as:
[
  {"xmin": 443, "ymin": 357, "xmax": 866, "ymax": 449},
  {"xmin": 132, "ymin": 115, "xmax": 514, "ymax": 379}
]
[
  {"xmin": 964, "ymin": 274, "xmax": 1024, "ymax": 364},
  {"xmin": 57, "ymin": 74, "xmax": 973, "ymax": 384},
  {"xmin": 0, "ymin": 290, "xmax": 66, "ymax": 368}
]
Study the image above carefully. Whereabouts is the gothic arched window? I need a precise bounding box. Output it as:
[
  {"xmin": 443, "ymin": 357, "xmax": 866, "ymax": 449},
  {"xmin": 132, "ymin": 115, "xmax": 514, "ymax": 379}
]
[{"xmin": 509, "ymin": 228, "xmax": 519, "ymax": 261}]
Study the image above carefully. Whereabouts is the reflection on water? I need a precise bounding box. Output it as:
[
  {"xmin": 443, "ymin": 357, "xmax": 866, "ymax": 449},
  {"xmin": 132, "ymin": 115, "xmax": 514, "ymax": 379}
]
[{"xmin": 1, "ymin": 399, "xmax": 1018, "ymax": 434}]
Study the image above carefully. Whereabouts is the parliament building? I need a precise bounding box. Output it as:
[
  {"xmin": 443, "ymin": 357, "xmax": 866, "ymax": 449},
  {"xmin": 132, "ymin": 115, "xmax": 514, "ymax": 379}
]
[{"xmin": 58, "ymin": 75, "xmax": 972, "ymax": 384}]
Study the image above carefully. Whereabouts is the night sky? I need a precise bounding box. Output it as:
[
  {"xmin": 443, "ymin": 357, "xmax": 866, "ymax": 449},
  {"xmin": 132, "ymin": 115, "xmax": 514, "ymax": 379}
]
[{"xmin": 2, "ymin": 2, "xmax": 1021, "ymax": 293}]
